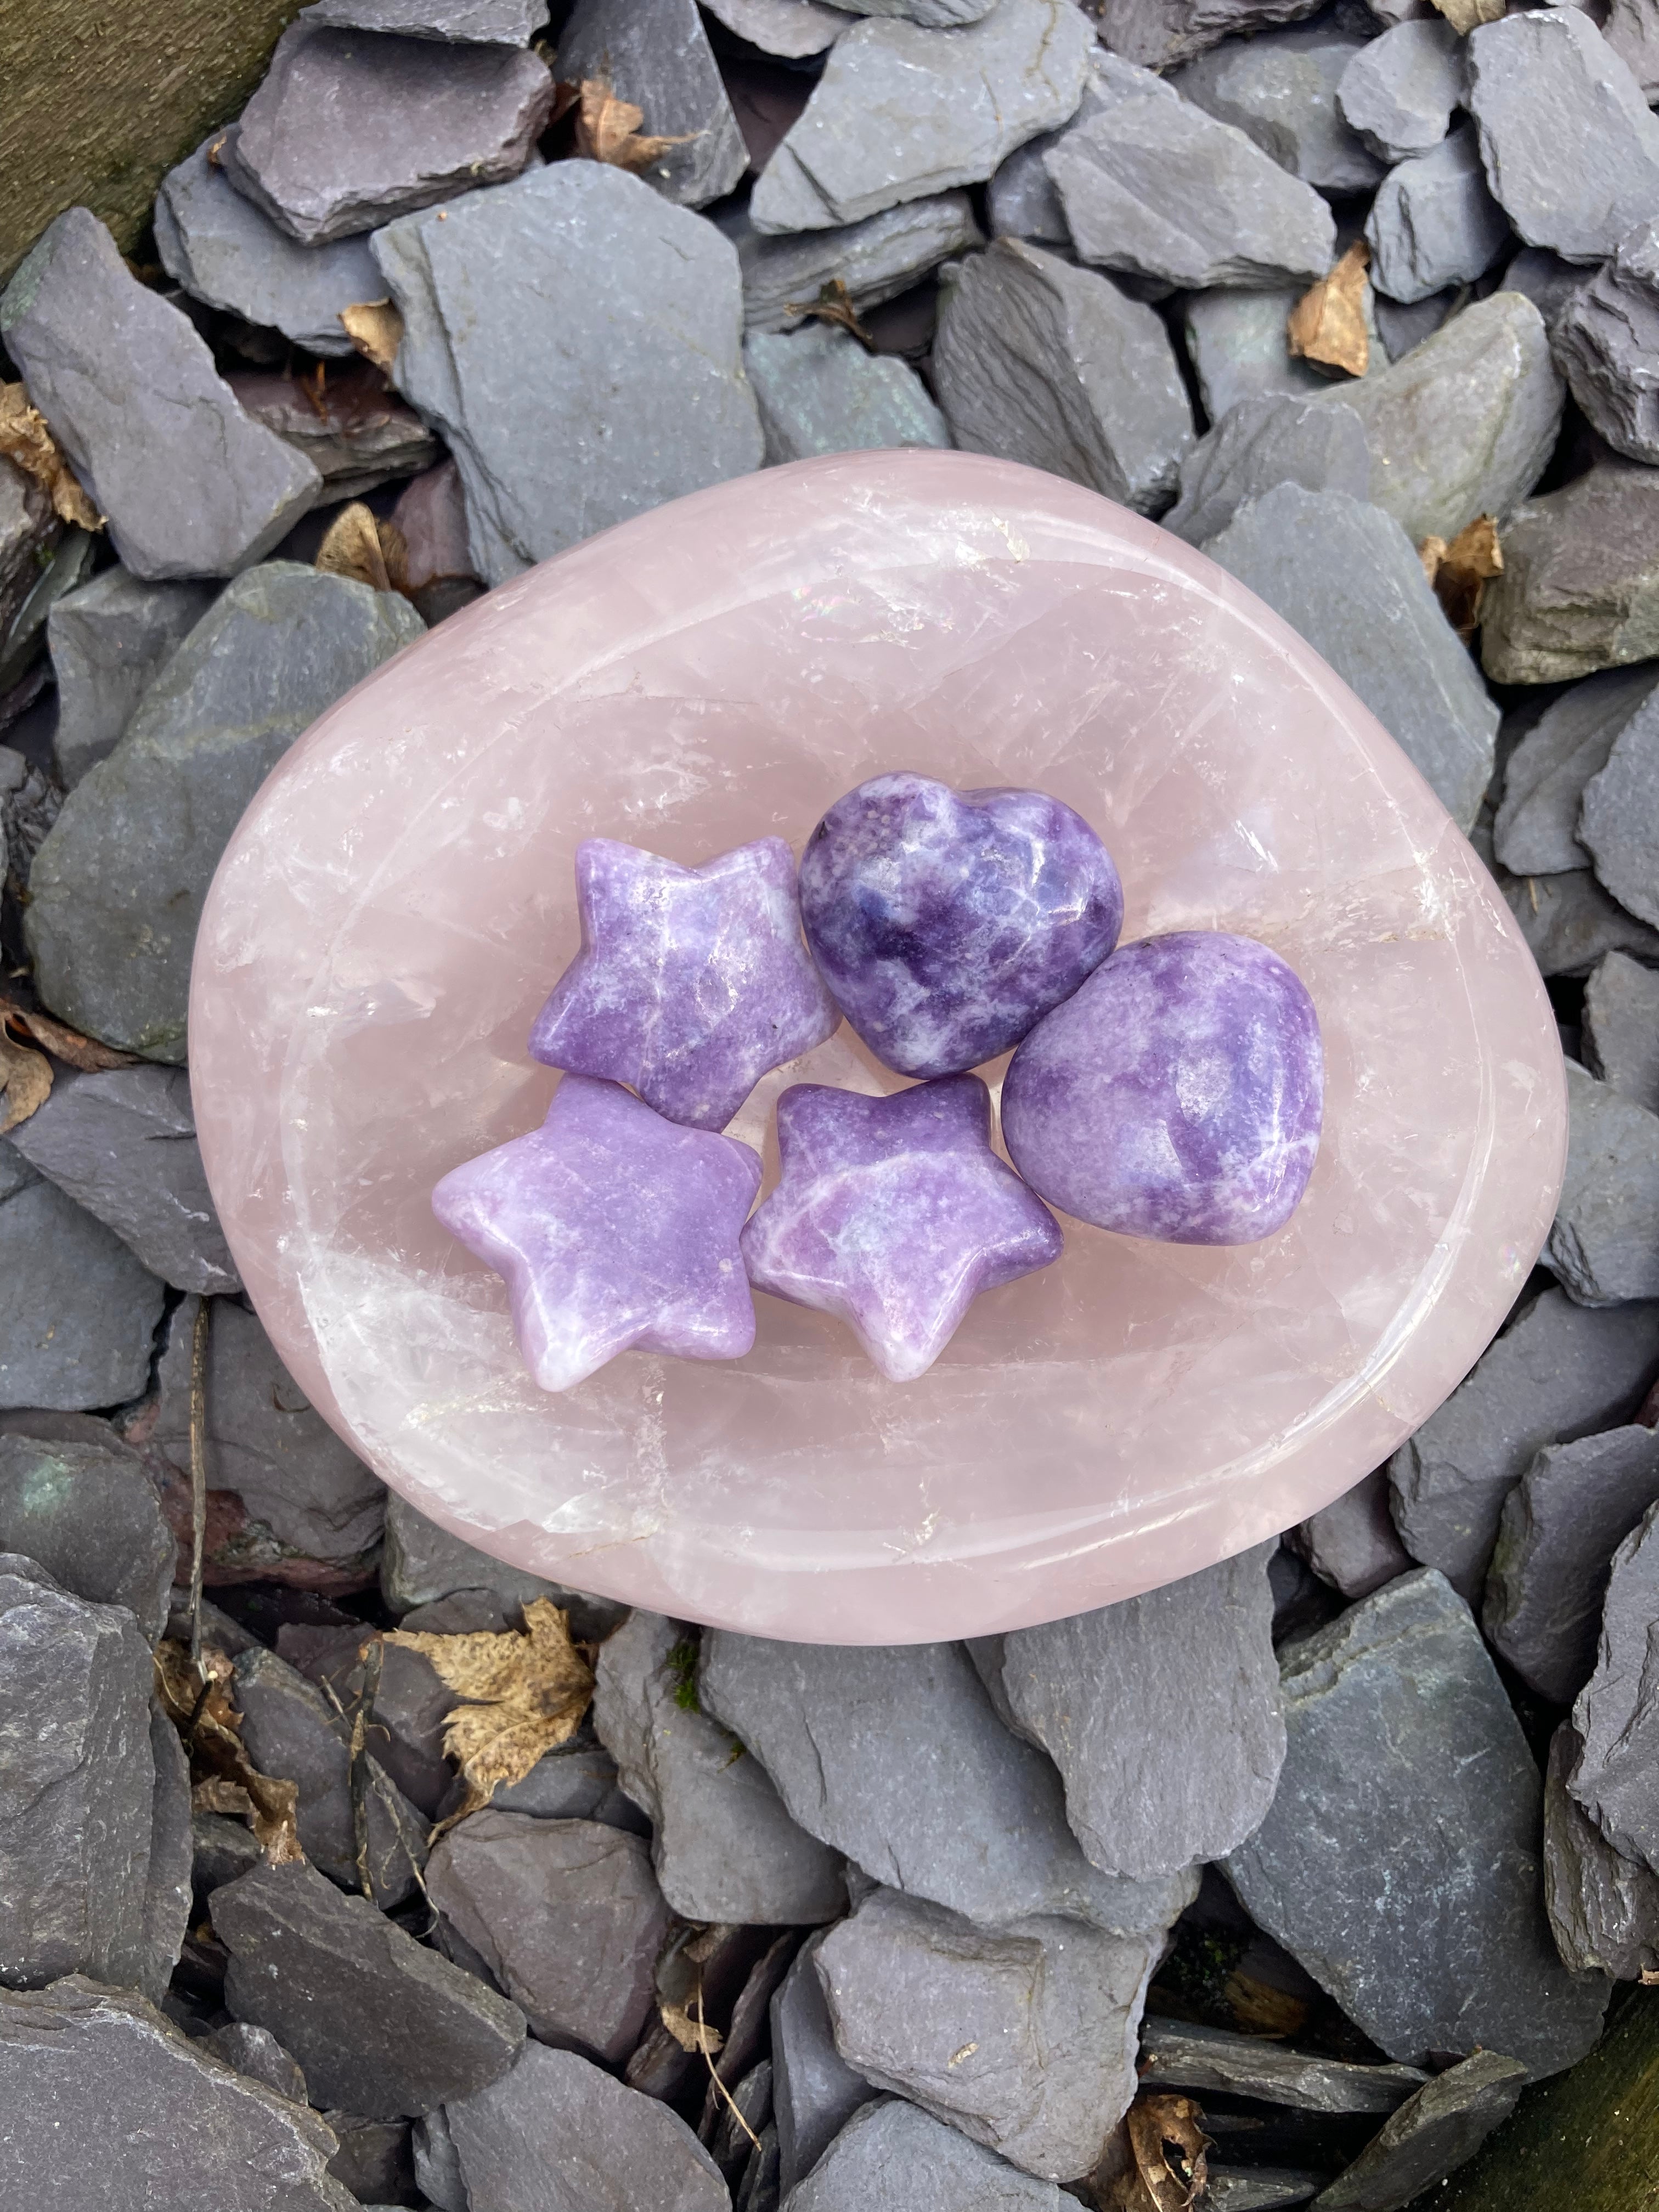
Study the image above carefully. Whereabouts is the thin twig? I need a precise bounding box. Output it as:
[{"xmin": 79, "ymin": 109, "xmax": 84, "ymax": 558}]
[
  {"xmin": 695, "ymin": 1970, "xmax": 761, "ymax": 2153},
  {"xmin": 350, "ymin": 1635, "xmax": 384, "ymax": 1899},
  {"xmin": 187, "ymin": 1298, "xmax": 211, "ymax": 1669}
]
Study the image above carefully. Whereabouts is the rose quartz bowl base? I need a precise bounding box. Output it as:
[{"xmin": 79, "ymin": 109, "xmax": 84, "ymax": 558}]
[{"xmin": 190, "ymin": 451, "xmax": 1566, "ymax": 1644}]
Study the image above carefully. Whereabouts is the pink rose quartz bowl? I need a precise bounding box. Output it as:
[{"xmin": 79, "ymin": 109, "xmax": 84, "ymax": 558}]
[{"xmin": 189, "ymin": 450, "xmax": 1566, "ymax": 1645}]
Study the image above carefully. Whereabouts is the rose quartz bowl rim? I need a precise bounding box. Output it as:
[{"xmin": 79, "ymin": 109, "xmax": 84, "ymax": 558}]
[{"xmin": 189, "ymin": 450, "xmax": 1566, "ymax": 1644}]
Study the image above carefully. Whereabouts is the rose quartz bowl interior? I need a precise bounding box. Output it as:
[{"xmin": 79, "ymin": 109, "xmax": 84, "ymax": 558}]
[{"xmin": 190, "ymin": 450, "xmax": 1566, "ymax": 1644}]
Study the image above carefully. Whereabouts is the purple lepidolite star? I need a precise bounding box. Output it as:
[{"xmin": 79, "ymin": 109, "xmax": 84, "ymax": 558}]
[
  {"xmin": 432, "ymin": 1074, "xmax": 762, "ymax": 1392},
  {"xmin": 529, "ymin": 836, "xmax": 839, "ymax": 1131},
  {"xmin": 740, "ymin": 1076, "xmax": 1064, "ymax": 1383}
]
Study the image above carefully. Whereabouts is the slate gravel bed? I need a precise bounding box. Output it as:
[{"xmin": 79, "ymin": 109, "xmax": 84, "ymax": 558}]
[{"xmin": 4, "ymin": 0, "xmax": 1659, "ymax": 2204}]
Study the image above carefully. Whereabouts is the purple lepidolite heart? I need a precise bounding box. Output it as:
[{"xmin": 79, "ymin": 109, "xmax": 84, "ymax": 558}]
[
  {"xmin": 797, "ymin": 773, "xmax": 1122, "ymax": 1079},
  {"xmin": 1001, "ymin": 931, "xmax": 1323, "ymax": 1245}
]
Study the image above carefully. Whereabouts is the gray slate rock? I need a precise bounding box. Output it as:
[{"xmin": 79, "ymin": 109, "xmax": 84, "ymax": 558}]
[
  {"xmin": 0, "ymin": 1556, "xmax": 154, "ymax": 1989},
  {"xmin": 1312, "ymin": 2049, "xmax": 1529, "ymax": 2212},
  {"xmin": 1137, "ymin": 2019, "xmax": 1426, "ymax": 2113},
  {"xmin": 0, "ymin": 208, "xmax": 320, "ymax": 583},
  {"xmin": 1547, "ymin": 1060, "xmax": 1659, "ymax": 1305},
  {"xmin": 376, "ymin": 162, "xmax": 761, "ymax": 587},
  {"xmin": 142, "ymin": 1702, "xmax": 193, "ymax": 2004},
  {"xmin": 1545, "ymin": 1719, "xmax": 1659, "ymax": 1978},
  {"xmin": 1584, "ymin": 949, "xmax": 1659, "ymax": 1111},
  {"xmin": 1606, "ymin": 0, "xmax": 1659, "ymax": 97},
  {"xmin": 745, "ymin": 321, "xmax": 949, "ymax": 464},
  {"xmin": 0, "ymin": 456, "xmax": 61, "ymax": 649},
  {"xmin": 748, "ymin": 0, "xmax": 1092, "ymax": 234},
  {"xmin": 1365, "ymin": 126, "xmax": 1510, "ymax": 307},
  {"xmin": 1583, "ymin": 675, "xmax": 1659, "ymax": 928},
  {"xmin": 1172, "ymin": 28, "xmax": 1384, "ymax": 195},
  {"xmin": 381, "ymin": 1489, "xmax": 622, "ymax": 1638},
  {"xmin": 1200, "ymin": 484, "xmax": 1498, "ymax": 835},
  {"xmin": 1466, "ymin": 10, "xmax": 1659, "ymax": 266},
  {"xmin": 155, "ymin": 140, "xmax": 380, "ymax": 358},
  {"xmin": 930, "ymin": 238, "xmax": 1192, "ymax": 514},
  {"xmin": 229, "ymin": 368, "xmax": 440, "ymax": 505},
  {"xmin": 26, "ymin": 562, "xmax": 421, "ymax": 1062},
  {"xmin": 6, "ymin": 1066, "xmax": 239, "ymax": 1294},
  {"xmin": 702, "ymin": 0, "xmax": 856, "ymax": 58},
  {"xmin": 0, "ymin": 525, "xmax": 92, "ymax": 698},
  {"xmin": 448, "ymin": 2040, "xmax": 729, "ymax": 2211},
  {"xmin": 1494, "ymin": 664, "xmax": 1659, "ymax": 878},
  {"xmin": 1206, "ymin": 2174, "xmax": 1323, "ymax": 2211},
  {"xmin": 785, "ymin": 2096, "xmax": 1064, "ymax": 2210},
  {"xmin": 1162, "ymin": 389, "xmax": 1370, "ymax": 548},
  {"xmin": 425, "ymin": 1811, "xmax": 670, "ymax": 2063},
  {"xmin": 1481, "ymin": 457, "xmax": 1659, "ymax": 685},
  {"xmin": 1094, "ymin": 0, "xmax": 1325, "ymax": 72},
  {"xmin": 1046, "ymin": 58, "xmax": 1336, "ymax": 291},
  {"xmin": 1571, "ymin": 1498, "xmax": 1659, "ymax": 1871},
  {"xmin": 1291, "ymin": 1467, "xmax": 1413, "ymax": 1601},
  {"xmin": 224, "ymin": 24, "xmax": 554, "ymax": 245},
  {"xmin": 836, "ymin": 0, "xmax": 1000, "ymax": 18},
  {"xmin": 214, "ymin": 1858, "xmax": 526, "ymax": 2118},
  {"xmin": 193, "ymin": 1810, "xmax": 263, "ymax": 1903},
  {"xmin": 1374, "ymin": 286, "xmax": 1457, "ymax": 362},
  {"xmin": 46, "ymin": 567, "xmax": 215, "ymax": 792},
  {"xmin": 985, "ymin": 49, "xmax": 1115, "ymax": 247},
  {"xmin": 323, "ymin": 2111, "xmax": 414, "ymax": 2203},
  {"xmin": 771, "ymin": 1932, "xmax": 877, "ymax": 2198},
  {"xmin": 413, "ymin": 2107, "xmax": 469, "ymax": 2212},
  {"xmin": 976, "ymin": 1544, "xmax": 1283, "ymax": 1881},
  {"xmin": 1224, "ymin": 1569, "xmax": 1608, "ymax": 2075},
  {"xmin": 593, "ymin": 1610, "xmax": 848, "ymax": 1925},
  {"xmin": 1182, "ymin": 287, "xmax": 1335, "ymax": 420},
  {"xmin": 1553, "ymin": 222, "xmax": 1659, "ymax": 465},
  {"xmin": 0, "ymin": 1431, "xmax": 173, "ymax": 1641},
  {"xmin": 0, "ymin": 1148, "xmax": 166, "ymax": 1410},
  {"xmin": 1337, "ymin": 18, "xmax": 1464, "ymax": 165},
  {"xmin": 1502, "ymin": 246, "xmax": 1588, "ymax": 336},
  {"xmin": 298, "ymin": 0, "xmax": 549, "ymax": 37},
  {"xmin": 0, "ymin": 1979, "xmax": 358, "ymax": 2212},
  {"xmin": 817, "ymin": 1884, "xmax": 1158, "ymax": 2181},
  {"xmin": 205, "ymin": 2018, "xmax": 309, "ymax": 2102},
  {"xmin": 730, "ymin": 192, "xmax": 984, "ymax": 332},
  {"xmin": 279, "ymin": 1618, "xmax": 456, "ymax": 1817},
  {"xmin": 1390, "ymin": 1285, "xmax": 1659, "ymax": 1597},
  {"xmin": 556, "ymin": 0, "xmax": 747, "ymax": 211},
  {"xmin": 1331, "ymin": 291, "xmax": 1560, "ymax": 546},
  {"xmin": 698, "ymin": 1629, "xmax": 1199, "ymax": 1936},
  {"xmin": 1485, "ymin": 1421, "xmax": 1659, "ymax": 1705}
]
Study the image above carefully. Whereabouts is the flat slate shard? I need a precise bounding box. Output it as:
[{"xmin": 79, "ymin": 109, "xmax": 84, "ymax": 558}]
[
  {"xmin": 1162, "ymin": 390, "xmax": 1370, "ymax": 549},
  {"xmin": 7, "ymin": 1066, "xmax": 239, "ymax": 1294},
  {"xmin": 1136, "ymin": 2020, "xmax": 1427, "ymax": 2113},
  {"xmin": 698, "ymin": 1629, "xmax": 1199, "ymax": 1937},
  {"xmin": 1545, "ymin": 1720, "xmax": 1659, "ymax": 1978},
  {"xmin": 1606, "ymin": 0, "xmax": 1659, "ymax": 97},
  {"xmin": 1206, "ymin": 2171, "xmax": 1322, "ymax": 2210},
  {"xmin": 702, "ymin": 0, "xmax": 856, "ymax": 58},
  {"xmin": 1547, "ymin": 1060, "xmax": 1659, "ymax": 1306},
  {"xmin": 280, "ymin": 1618, "xmax": 456, "ymax": 1817},
  {"xmin": 1291, "ymin": 1467, "xmax": 1413, "ymax": 1602},
  {"xmin": 1484, "ymin": 1424, "xmax": 1659, "ymax": 1705},
  {"xmin": 1171, "ymin": 28, "xmax": 1384, "ymax": 195},
  {"xmin": 1390, "ymin": 1286, "xmax": 1659, "ymax": 1598},
  {"xmin": 1465, "ymin": 10, "xmax": 1659, "ymax": 266},
  {"xmin": 1312, "ymin": 2050, "xmax": 1530, "ymax": 2212},
  {"xmin": 1200, "ymin": 484, "xmax": 1498, "ymax": 835},
  {"xmin": 1584, "ymin": 950, "xmax": 1659, "ymax": 1112},
  {"xmin": 817, "ymin": 1886, "xmax": 1158, "ymax": 2181},
  {"xmin": 0, "ymin": 208, "xmax": 320, "ymax": 583},
  {"xmin": 1374, "ymin": 287, "xmax": 1457, "ymax": 363},
  {"xmin": 1045, "ymin": 59, "xmax": 1336, "ymax": 291},
  {"xmin": 1224, "ymin": 1570, "xmax": 1608, "ymax": 2076},
  {"xmin": 0, "ymin": 1980, "xmax": 358, "ymax": 2212},
  {"xmin": 376, "ymin": 162, "xmax": 761, "ymax": 587},
  {"xmin": 298, "ymin": 0, "xmax": 550, "ymax": 38},
  {"xmin": 206, "ymin": 2018, "xmax": 309, "ymax": 2102},
  {"xmin": 1093, "ymin": 0, "xmax": 1325, "ymax": 72},
  {"xmin": 748, "ymin": 0, "xmax": 1092, "ymax": 235},
  {"xmin": 0, "ymin": 456, "xmax": 61, "ymax": 648},
  {"xmin": 787, "ymin": 2097, "xmax": 1065, "ymax": 2210},
  {"xmin": 1553, "ymin": 223, "xmax": 1659, "ymax": 466},
  {"xmin": 1494, "ymin": 666, "xmax": 1659, "ymax": 879},
  {"xmin": 0, "ymin": 1432, "xmax": 173, "ymax": 1641},
  {"xmin": 1502, "ymin": 246, "xmax": 1587, "ymax": 336},
  {"xmin": 1481, "ymin": 458, "xmax": 1659, "ymax": 685},
  {"xmin": 771, "ymin": 1932, "xmax": 878, "ymax": 2197},
  {"xmin": 1365, "ymin": 127, "xmax": 1511, "ymax": 308},
  {"xmin": 0, "ymin": 1149, "xmax": 167, "ymax": 1412},
  {"xmin": 380, "ymin": 1490, "xmax": 622, "ymax": 1638},
  {"xmin": 447, "ymin": 2041, "xmax": 729, "ymax": 2212},
  {"xmin": 555, "ymin": 0, "xmax": 747, "ymax": 211},
  {"xmin": 25, "ymin": 563, "xmax": 422, "ymax": 1063},
  {"xmin": 1571, "ymin": 1499, "xmax": 1659, "ymax": 1872},
  {"xmin": 592, "ymin": 1610, "xmax": 848, "ymax": 1925},
  {"xmin": 229, "ymin": 369, "xmax": 440, "ymax": 506},
  {"xmin": 47, "ymin": 567, "xmax": 215, "ymax": 793},
  {"xmin": 729, "ymin": 193, "xmax": 984, "ymax": 332},
  {"xmin": 0, "ymin": 1556, "xmax": 155, "ymax": 1989},
  {"xmin": 1337, "ymin": 18, "xmax": 1464, "ymax": 166},
  {"xmin": 1330, "ymin": 291, "xmax": 1561, "ymax": 548},
  {"xmin": 978, "ymin": 1544, "xmax": 1283, "ymax": 1881},
  {"xmin": 223, "ymin": 24, "xmax": 554, "ymax": 245},
  {"xmin": 1582, "ymin": 686, "xmax": 1659, "ymax": 930},
  {"xmin": 930, "ymin": 239, "xmax": 1193, "ymax": 515},
  {"xmin": 156, "ymin": 142, "xmax": 380, "ymax": 359},
  {"xmin": 143, "ymin": 1701, "xmax": 193, "ymax": 2003},
  {"xmin": 986, "ymin": 52, "xmax": 1116, "ymax": 248},
  {"xmin": 214, "ymin": 1859, "xmax": 526, "ymax": 2119},
  {"xmin": 744, "ymin": 322, "xmax": 950, "ymax": 464},
  {"xmin": 1182, "ymin": 287, "xmax": 1335, "ymax": 421}
]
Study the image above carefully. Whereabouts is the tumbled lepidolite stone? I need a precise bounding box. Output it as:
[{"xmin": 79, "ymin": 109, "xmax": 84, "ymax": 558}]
[
  {"xmin": 797, "ymin": 773, "xmax": 1122, "ymax": 1078},
  {"xmin": 1001, "ymin": 930, "xmax": 1322, "ymax": 1243}
]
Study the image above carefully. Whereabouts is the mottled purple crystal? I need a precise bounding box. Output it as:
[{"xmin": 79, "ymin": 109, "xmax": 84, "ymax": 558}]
[
  {"xmin": 529, "ymin": 836, "xmax": 838, "ymax": 1130},
  {"xmin": 1001, "ymin": 932, "xmax": 1323, "ymax": 1245},
  {"xmin": 797, "ymin": 774, "xmax": 1123, "ymax": 1079},
  {"xmin": 432, "ymin": 1073, "xmax": 761, "ymax": 1391},
  {"xmin": 741, "ymin": 1076, "xmax": 1064, "ymax": 1382}
]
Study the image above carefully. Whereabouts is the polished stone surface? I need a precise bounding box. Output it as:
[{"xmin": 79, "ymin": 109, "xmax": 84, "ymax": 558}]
[
  {"xmin": 190, "ymin": 450, "xmax": 1566, "ymax": 1642},
  {"xmin": 741, "ymin": 1077, "xmax": 1063, "ymax": 1381}
]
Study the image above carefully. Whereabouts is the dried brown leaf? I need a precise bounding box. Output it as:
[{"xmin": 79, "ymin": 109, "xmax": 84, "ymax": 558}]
[
  {"xmin": 1225, "ymin": 1971, "xmax": 1309, "ymax": 2038},
  {"xmin": 0, "ymin": 1021, "xmax": 52, "ymax": 1135},
  {"xmin": 1424, "ymin": 512, "xmax": 1503, "ymax": 640},
  {"xmin": 0, "ymin": 382, "xmax": 103, "ymax": 531},
  {"xmin": 1286, "ymin": 241, "xmax": 1370, "ymax": 379},
  {"xmin": 340, "ymin": 300, "xmax": 405, "ymax": 375},
  {"xmin": 572, "ymin": 77, "xmax": 694, "ymax": 173},
  {"xmin": 154, "ymin": 1639, "xmax": 304, "ymax": 1865},
  {"xmin": 783, "ymin": 276, "xmax": 874, "ymax": 348},
  {"xmin": 386, "ymin": 1596, "xmax": 594, "ymax": 1815},
  {"xmin": 0, "ymin": 996, "xmax": 138, "ymax": 1070},
  {"xmin": 1097, "ymin": 2095, "xmax": 1211, "ymax": 2212},
  {"xmin": 316, "ymin": 500, "xmax": 408, "ymax": 596},
  {"xmin": 658, "ymin": 1996, "xmax": 725, "ymax": 2055},
  {"xmin": 1430, "ymin": 0, "xmax": 1503, "ymax": 31}
]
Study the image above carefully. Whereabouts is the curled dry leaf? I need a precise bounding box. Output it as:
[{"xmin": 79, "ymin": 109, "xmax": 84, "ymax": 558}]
[
  {"xmin": 315, "ymin": 500, "xmax": 409, "ymax": 597},
  {"xmin": 154, "ymin": 1639, "xmax": 304, "ymax": 1866},
  {"xmin": 0, "ymin": 995, "xmax": 138, "ymax": 1071},
  {"xmin": 783, "ymin": 277, "xmax": 874, "ymax": 349},
  {"xmin": 340, "ymin": 300, "xmax": 405, "ymax": 375},
  {"xmin": 1225, "ymin": 1970, "xmax": 1310, "ymax": 2038},
  {"xmin": 0, "ymin": 382, "xmax": 103, "ymax": 531},
  {"xmin": 1286, "ymin": 241, "xmax": 1370, "ymax": 380},
  {"xmin": 386, "ymin": 1596, "xmax": 595, "ymax": 1816},
  {"xmin": 1421, "ymin": 514, "xmax": 1502, "ymax": 640},
  {"xmin": 658, "ymin": 1996, "xmax": 725, "ymax": 2056},
  {"xmin": 0, "ymin": 1020, "xmax": 52, "ymax": 1135},
  {"xmin": 1097, "ymin": 2094, "xmax": 1211, "ymax": 2212},
  {"xmin": 571, "ymin": 77, "xmax": 694, "ymax": 173}
]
